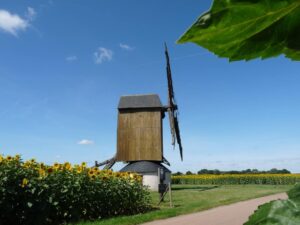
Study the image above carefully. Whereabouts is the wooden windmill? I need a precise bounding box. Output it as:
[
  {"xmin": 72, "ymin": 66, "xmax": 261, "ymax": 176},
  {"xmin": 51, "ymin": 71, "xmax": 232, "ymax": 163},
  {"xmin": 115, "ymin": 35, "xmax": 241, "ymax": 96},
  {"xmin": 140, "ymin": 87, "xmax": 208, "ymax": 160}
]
[{"xmin": 96, "ymin": 45, "xmax": 183, "ymax": 190}]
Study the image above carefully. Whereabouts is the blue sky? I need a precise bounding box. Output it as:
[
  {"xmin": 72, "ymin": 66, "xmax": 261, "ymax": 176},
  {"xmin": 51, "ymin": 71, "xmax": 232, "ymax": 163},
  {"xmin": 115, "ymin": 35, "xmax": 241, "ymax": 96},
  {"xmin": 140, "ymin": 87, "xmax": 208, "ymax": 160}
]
[{"xmin": 0, "ymin": 0, "xmax": 299, "ymax": 173}]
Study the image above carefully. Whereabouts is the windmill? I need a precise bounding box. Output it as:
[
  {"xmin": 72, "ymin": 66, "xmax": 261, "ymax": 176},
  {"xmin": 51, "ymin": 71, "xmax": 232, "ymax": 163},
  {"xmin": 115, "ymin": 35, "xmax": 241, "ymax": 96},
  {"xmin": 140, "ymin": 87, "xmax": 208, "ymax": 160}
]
[{"xmin": 96, "ymin": 44, "xmax": 183, "ymax": 191}]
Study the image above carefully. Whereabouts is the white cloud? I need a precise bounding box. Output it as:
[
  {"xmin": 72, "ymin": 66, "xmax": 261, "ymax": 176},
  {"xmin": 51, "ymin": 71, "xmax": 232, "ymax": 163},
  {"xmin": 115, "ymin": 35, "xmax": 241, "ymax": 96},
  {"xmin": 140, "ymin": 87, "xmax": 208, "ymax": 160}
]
[
  {"xmin": 119, "ymin": 43, "xmax": 134, "ymax": 51},
  {"xmin": 26, "ymin": 7, "xmax": 36, "ymax": 21},
  {"xmin": 78, "ymin": 139, "xmax": 94, "ymax": 145},
  {"xmin": 94, "ymin": 47, "xmax": 113, "ymax": 64},
  {"xmin": 66, "ymin": 55, "xmax": 78, "ymax": 62},
  {"xmin": 0, "ymin": 9, "xmax": 29, "ymax": 36}
]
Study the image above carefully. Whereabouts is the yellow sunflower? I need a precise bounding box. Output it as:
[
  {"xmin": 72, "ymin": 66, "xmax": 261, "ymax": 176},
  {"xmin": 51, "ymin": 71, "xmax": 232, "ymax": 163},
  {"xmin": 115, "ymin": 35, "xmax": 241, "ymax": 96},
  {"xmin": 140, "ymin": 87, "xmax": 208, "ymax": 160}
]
[
  {"xmin": 53, "ymin": 162, "xmax": 60, "ymax": 170},
  {"xmin": 21, "ymin": 178, "xmax": 29, "ymax": 188},
  {"xmin": 64, "ymin": 162, "xmax": 72, "ymax": 170}
]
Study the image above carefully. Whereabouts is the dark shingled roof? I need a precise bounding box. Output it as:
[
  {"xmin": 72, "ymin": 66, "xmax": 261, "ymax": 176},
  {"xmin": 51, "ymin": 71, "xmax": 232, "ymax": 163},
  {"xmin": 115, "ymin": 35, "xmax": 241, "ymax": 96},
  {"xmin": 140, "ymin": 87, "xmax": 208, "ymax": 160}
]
[
  {"xmin": 120, "ymin": 161, "xmax": 171, "ymax": 173},
  {"xmin": 118, "ymin": 94, "xmax": 162, "ymax": 109}
]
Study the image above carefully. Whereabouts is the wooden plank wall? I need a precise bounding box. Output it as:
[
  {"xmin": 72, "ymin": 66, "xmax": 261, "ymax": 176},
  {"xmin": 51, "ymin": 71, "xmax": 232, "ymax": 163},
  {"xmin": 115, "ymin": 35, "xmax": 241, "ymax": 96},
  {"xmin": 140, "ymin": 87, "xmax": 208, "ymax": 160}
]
[{"xmin": 116, "ymin": 110, "xmax": 163, "ymax": 161}]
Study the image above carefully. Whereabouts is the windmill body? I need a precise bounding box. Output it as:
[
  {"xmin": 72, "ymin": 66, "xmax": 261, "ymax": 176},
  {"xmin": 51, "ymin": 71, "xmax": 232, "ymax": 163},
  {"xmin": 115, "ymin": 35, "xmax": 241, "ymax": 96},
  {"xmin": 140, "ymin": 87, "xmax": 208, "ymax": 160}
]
[
  {"xmin": 116, "ymin": 94, "xmax": 164, "ymax": 162},
  {"xmin": 116, "ymin": 94, "xmax": 171, "ymax": 191}
]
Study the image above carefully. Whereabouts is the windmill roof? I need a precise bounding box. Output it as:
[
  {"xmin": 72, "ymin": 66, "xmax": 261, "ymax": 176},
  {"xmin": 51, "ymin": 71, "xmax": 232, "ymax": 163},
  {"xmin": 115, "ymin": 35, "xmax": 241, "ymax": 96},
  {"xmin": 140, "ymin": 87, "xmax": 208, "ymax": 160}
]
[
  {"xmin": 120, "ymin": 161, "xmax": 171, "ymax": 173},
  {"xmin": 118, "ymin": 94, "xmax": 163, "ymax": 109}
]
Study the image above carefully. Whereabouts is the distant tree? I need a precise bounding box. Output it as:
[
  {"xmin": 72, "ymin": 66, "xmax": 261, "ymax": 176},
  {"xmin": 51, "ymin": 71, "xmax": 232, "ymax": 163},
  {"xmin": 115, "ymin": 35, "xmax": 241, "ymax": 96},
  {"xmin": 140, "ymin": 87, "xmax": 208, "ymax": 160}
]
[
  {"xmin": 269, "ymin": 168, "xmax": 279, "ymax": 174},
  {"xmin": 268, "ymin": 168, "xmax": 291, "ymax": 174},
  {"xmin": 186, "ymin": 171, "xmax": 193, "ymax": 175},
  {"xmin": 181, "ymin": 168, "xmax": 291, "ymax": 175},
  {"xmin": 173, "ymin": 172, "xmax": 183, "ymax": 176},
  {"xmin": 280, "ymin": 169, "xmax": 291, "ymax": 174},
  {"xmin": 224, "ymin": 170, "xmax": 238, "ymax": 174},
  {"xmin": 197, "ymin": 169, "xmax": 209, "ymax": 174},
  {"xmin": 244, "ymin": 169, "xmax": 252, "ymax": 174},
  {"xmin": 213, "ymin": 169, "xmax": 221, "ymax": 175}
]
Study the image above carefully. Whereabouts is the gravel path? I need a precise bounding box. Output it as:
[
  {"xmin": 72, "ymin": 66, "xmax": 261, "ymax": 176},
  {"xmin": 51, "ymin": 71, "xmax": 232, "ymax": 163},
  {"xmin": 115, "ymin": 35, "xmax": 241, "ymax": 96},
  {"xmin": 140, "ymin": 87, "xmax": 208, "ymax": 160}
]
[{"xmin": 142, "ymin": 193, "xmax": 287, "ymax": 225}]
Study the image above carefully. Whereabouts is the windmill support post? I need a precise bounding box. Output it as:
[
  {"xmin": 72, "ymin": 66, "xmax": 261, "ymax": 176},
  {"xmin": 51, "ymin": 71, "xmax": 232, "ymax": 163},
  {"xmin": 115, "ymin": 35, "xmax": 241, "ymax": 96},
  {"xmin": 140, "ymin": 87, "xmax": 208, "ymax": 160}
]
[
  {"xmin": 158, "ymin": 182, "xmax": 173, "ymax": 207},
  {"xmin": 157, "ymin": 168, "xmax": 173, "ymax": 207},
  {"xmin": 95, "ymin": 156, "xmax": 116, "ymax": 169}
]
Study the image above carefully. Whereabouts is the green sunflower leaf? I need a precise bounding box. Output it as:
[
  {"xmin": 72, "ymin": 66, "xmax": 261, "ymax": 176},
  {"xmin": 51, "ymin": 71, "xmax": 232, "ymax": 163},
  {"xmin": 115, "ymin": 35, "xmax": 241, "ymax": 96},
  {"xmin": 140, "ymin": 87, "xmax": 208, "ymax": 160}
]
[
  {"xmin": 178, "ymin": 0, "xmax": 300, "ymax": 61},
  {"xmin": 244, "ymin": 199, "xmax": 300, "ymax": 225}
]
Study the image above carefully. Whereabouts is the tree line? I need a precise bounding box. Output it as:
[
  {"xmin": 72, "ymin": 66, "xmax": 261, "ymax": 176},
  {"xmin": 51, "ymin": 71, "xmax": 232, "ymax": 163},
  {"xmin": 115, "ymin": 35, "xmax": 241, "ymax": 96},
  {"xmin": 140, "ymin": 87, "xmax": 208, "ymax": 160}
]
[{"xmin": 173, "ymin": 168, "xmax": 291, "ymax": 176}]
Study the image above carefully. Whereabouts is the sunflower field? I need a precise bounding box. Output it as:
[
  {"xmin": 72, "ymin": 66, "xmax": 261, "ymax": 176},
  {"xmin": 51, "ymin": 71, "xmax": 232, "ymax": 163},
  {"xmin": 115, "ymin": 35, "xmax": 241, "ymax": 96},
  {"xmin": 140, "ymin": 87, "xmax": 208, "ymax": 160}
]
[
  {"xmin": 0, "ymin": 154, "xmax": 150, "ymax": 225},
  {"xmin": 172, "ymin": 174, "xmax": 300, "ymax": 185}
]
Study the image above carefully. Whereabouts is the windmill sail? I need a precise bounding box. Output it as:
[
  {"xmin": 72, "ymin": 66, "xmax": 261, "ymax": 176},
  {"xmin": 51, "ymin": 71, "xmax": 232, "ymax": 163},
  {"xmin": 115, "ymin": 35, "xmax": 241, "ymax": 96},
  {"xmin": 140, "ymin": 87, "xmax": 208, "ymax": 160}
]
[
  {"xmin": 165, "ymin": 43, "xmax": 176, "ymax": 146},
  {"xmin": 165, "ymin": 43, "xmax": 183, "ymax": 161}
]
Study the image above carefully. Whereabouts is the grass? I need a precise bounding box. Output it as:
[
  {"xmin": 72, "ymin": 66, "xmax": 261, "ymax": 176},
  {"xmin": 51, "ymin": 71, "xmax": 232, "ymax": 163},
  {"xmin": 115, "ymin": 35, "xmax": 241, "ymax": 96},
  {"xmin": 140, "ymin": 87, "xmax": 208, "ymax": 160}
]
[{"xmin": 74, "ymin": 185, "xmax": 292, "ymax": 225}]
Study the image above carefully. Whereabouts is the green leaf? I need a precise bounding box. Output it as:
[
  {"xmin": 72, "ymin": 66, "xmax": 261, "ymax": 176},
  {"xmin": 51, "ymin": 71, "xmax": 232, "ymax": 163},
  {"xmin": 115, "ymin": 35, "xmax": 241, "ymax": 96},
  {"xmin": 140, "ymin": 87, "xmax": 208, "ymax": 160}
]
[
  {"xmin": 31, "ymin": 187, "xmax": 36, "ymax": 194},
  {"xmin": 244, "ymin": 199, "xmax": 300, "ymax": 225},
  {"xmin": 178, "ymin": 0, "xmax": 300, "ymax": 61},
  {"xmin": 288, "ymin": 183, "xmax": 300, "ymax": 202},
  {"xmin": 27, "ymin": 202, "xmax": 33, "ymax": 208}
]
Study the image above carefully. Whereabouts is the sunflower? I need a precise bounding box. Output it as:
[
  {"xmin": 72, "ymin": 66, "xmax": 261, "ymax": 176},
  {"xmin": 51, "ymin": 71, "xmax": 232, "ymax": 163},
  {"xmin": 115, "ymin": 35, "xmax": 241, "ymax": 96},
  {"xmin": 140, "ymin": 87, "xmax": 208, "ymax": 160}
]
[
  {"xmin": 21, "ymin": 178, "xmax": 29, "ymax": 188},
  {"xmin": 64, "ymin": 162, "xmax": 72, "ymax": 170},
  {"xmin": 92, "ymin": 167, "xmax": 99, "ymax": 172},
  {"xmin": 88, "ymin": 170, "xmax": 94, "ymax": 177},
  {"xmin": 53, "ymin": 162, "xmax": 60, "ymax": 170},
  {"xmin": 23, "ymin": 161, "xmax": 31, "ymax": 168},
  {"xmin": 6, "ymin": 155, "xmax": 13, "ymax": 161},
  {"xmin": 14, "ymin": 154, "xmax": 21, "ymax": 161},
  {"xmin": 40, "ymin": 163, "xmax": 45, "ymax": 169},
  {"xmin": 76, "ymin": 167, "xmax": 82, "ymax": 174},
  {"xmin": 38, "ymin": 169, "xmax": 46, "ymax": 177},
  {"xmin": 47, "ymin": 168, "xmax": 54, "ymax": 173}
]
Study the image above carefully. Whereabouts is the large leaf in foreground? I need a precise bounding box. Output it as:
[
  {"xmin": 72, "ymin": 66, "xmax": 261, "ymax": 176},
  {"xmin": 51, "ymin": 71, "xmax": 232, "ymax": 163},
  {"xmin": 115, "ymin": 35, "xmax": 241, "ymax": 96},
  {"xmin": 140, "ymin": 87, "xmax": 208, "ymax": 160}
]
[
  {"xmin": 244, "ymin": 199, "xmax": 300, "ymax": 225},
  {"xmin": 178, "ymin": 0, "xmax": 300, "ymax": 61},
  {"xmin": 288, "ymin": 183, "xmax": 300, "ymax": 202},
  {"xmin": 245, "ymin": 184, "xmax": 300, "ymax": 225}
]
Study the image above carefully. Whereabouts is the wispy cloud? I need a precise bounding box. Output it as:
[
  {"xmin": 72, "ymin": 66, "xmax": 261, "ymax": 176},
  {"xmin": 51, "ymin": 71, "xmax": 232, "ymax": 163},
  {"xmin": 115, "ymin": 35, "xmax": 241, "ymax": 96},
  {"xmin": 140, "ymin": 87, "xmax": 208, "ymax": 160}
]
[
  {"xmin": 26, "ymin": 7, "xmax": 36, "ymax": 21},
  {"xmin": 94, "ymin": 47, "xmax": 113, "ymax": 64},
  {"xmin": 0, "ymin": 9, "xmax": 29, "ymax": 36},
  {"xmin": 66, "ymin": 55, "xmax": 78, "ymax": 62},
  {"xmin": 78, "ymin": 139, "xmax": 94, "ymax": 145},
  {"xmin": 120, "ymin": 43, "xmax": 134, "ymax": 51}
]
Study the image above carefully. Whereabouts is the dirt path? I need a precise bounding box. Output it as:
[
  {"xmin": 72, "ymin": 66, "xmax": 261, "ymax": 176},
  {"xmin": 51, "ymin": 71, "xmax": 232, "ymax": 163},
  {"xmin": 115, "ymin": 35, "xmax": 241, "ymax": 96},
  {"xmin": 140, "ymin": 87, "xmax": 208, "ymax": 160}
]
[{"xmin": 143, "ymin": 193, "xmax": 287, "ymax": 225}]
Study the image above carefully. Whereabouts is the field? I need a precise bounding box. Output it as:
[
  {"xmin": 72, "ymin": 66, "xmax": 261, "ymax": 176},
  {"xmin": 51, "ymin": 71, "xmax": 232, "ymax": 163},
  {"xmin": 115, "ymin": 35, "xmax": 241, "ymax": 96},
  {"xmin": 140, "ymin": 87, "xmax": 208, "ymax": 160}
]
[
  {"xmin": 75, "ymin": 184, "xmax": 292, "ymax": 225},
  {"xmin": 172, "ymin": 174, "xmax": 300, "ymax": 185}
]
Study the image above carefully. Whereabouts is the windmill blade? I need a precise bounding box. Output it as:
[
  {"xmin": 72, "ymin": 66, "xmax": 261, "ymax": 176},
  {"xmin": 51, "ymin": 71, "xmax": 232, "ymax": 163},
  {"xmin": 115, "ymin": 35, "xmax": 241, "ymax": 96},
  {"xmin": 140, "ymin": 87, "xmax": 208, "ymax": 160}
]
[
  {"xmin": 165, "ymin": 43, "xmax": 176, "ymax": 146},
  {"xmin": 164, "ymin": 43, "xmax": 183, "ymax": 161},
  {"xmin": 174, "ymin": 115, "xmax": 183, "ymax": 161},
  {"xmin": 168, "ymin": 108, "xmax": 176, "ymax": 146},
  {"xmin": 165, "ymin": 43, "xmax": 176, "ymax": 108}
]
